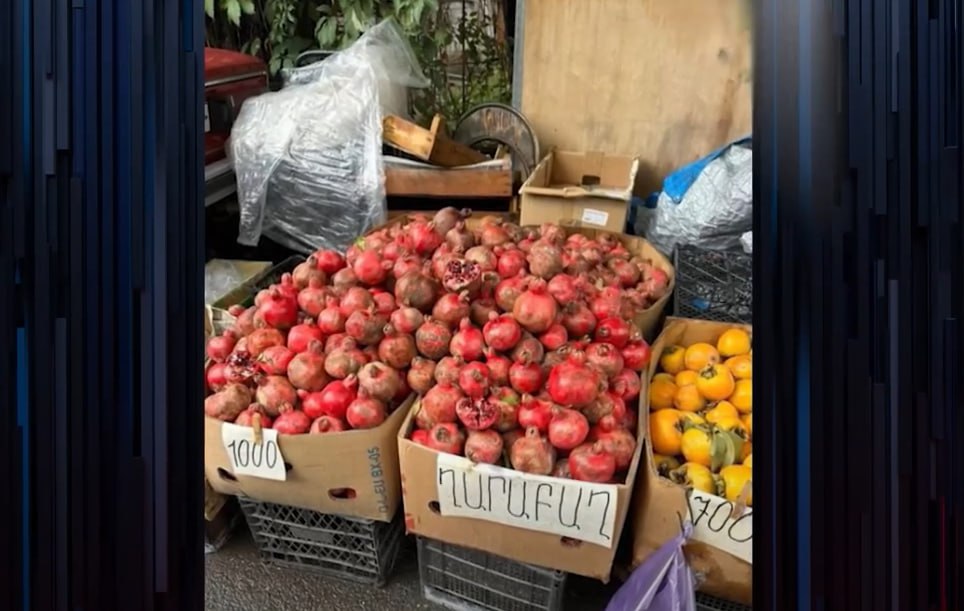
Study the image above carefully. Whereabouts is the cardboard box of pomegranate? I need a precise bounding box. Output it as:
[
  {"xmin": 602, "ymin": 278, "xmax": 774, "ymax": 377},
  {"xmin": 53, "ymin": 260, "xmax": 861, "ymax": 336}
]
[
  {"xmin": 365, "ymin": 213, "xmax": 674, "ymax": 340},
  {"xmin": 396, "ymin": 399, "xmax": 644, "ymax": 581},
  {"xmin": 631, "ymin": 317, "xmax": 752, "ymax": 604},
  {"xmin": 204, "ymin": 394, "xmax": 412, "ymax": 522}
]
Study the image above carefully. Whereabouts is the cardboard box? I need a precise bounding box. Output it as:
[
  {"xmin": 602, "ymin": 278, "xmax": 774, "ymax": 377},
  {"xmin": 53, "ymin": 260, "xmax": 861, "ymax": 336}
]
[
  {"xmin": 205, "ymin": 259, "xmax": 274, "ymax": 309},
  {"xmin": 631, "ymin": 318, "xmax": 752, "ymax": 604},
  {"xmin": 396, "ymin": 398, "xmax": 644, "ymax": 582},
  {"xmin": 204, "ymin": 395, "xmax": 412, "ymax": 522},
  {"xmin": 367, "ymin": 213, "xmax": 674, "ymax": 340},
  {"xmin": 204, "ymin": 479, "xmax": 241, "ymax": 553},
  {"xmin": 519, "ymin": 150, "xmax": 639, "ymax": 234}
]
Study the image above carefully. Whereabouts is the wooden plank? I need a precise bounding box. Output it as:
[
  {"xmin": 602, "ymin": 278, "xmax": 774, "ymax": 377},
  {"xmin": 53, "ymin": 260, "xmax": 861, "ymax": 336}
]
[
  {"xmin": 518, "ymin": 0, "xmax": 752, "ymax": 195},
  {"xmin": 383, "ymin": 114, "xmax": 487, "ymax": 167},
  {"xmin": 384, "ymin": 164, "xmax": 512, "ymax": 198}
]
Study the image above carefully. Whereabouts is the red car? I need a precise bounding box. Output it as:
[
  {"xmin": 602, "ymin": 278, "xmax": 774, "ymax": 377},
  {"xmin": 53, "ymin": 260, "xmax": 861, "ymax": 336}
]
[{"xmin": 204, "ymin": 48, "xmax": 269, "ymax": 207}]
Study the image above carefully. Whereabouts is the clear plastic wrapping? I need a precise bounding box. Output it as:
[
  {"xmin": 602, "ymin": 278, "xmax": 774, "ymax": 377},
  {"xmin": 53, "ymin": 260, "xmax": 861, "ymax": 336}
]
[{"xmin": 230, "ymin": 19, "xmax": 428, "ymax": 254}]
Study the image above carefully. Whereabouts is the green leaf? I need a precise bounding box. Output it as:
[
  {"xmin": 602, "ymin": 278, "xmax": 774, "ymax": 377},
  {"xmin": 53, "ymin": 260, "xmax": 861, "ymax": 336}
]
[
  {"xmin": 240, "ymin": 0, "xmax": 256, "ymax": 15},
  {"xmin": 204, "ymin": 0, "xmax": 215, "ymax": 19},
  {"xmin": 220, "ymin": 0, "xmax": 241, "ymax": 26},
  {"xmin": 314, "ymin": 16, "xmax": 337, "ymax": 48}
]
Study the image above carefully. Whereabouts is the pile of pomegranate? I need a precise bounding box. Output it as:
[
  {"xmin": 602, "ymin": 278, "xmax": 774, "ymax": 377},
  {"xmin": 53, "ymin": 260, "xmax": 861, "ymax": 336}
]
[{"xmin": 203, "ymin": 208, "xmax": 669, "ymax": 481}]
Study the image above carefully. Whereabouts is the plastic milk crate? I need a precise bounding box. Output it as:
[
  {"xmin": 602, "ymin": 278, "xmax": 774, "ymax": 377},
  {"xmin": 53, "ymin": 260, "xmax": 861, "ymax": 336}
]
[
  {"xmin": 238, "ymin": 498, "xmax": 405, "ymax": 586},
  {"xmin": 417, "ymin": 537, "xmax": 567, "ymax": 611},
  {"xmin": 673, "ymin": 245, "xmax": 752, "ymax": 324}
]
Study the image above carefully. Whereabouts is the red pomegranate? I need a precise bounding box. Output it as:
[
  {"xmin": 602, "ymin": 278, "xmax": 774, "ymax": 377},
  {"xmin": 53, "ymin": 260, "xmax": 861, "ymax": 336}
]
[
  {"xmin": 339, "ymin": 287, "xmax": 374, "ymax": 317},
  {"xmin": 526, "ymin": 241, "xmax": 564, "ymax": 279},
  {"xmin": 561, "ymin": 302, "xmax": 597, "ymax": 337},
  {"xmin": 537, "ymin": 324, "xmax": 569, "ymax": 351},
  {"xmin": 464, "ymin": 245, "xmax": 498, "ymax": 271},
  {"xmin": 286, "ymin": 341, "xmax": 329, "ymax": 391},
  {"xmin": 455, "ymin": 396, "xmax": 500, "ymax": 431},
  {"xmin": 255, "ymin": 376, "xmax": 298, "ymax": 416},
  {"xmin": 547, "ymin": 274, "xmax": 582, "ymax": 304},
  {"xmin": 547, "ymin": 352, "xmax": 603, "ymax": 407},
  {"xmin": 508, "ymin": 359, "xmax": 543, "ymax": 394},
  {"xmin": 433, "ymin": 355, "xmax": 463, "ymax": 385},
  {"xmin": 246, "ymin": 328, "xmax": 285, "ymax": 357},
  {"xmin": 257, "ymin": 345, "xmax": 296, "ymax": 376},
  {"xmin": 407, "ymin": 357, "xmax": 437, "ymax": 394},
  {"xmin": 509, "ymin": 428, "xmax": 556, "ymax": 475},
  {"xmin": 411, "ymin": 429, "xmax": 431, "ymax": 446},
  {"xmin": 489, "ymin": 386, "xmax": 521, "ymax": 432},
  {"xmin": 314, "ymin": 249, "xmax": 346, "ymax": 274},
  {"xmin": 512, "ymin": 280, "xmax": 558, "ymax": 334},
  {"xmin": 547, "ymin": 408, "xmax": 590, "ymax": 451},
  {"xmin": 390, "ymin": 306, "xmax": 424, "ymax": 334},
  {"xmin": 317, "ymin": 297, "xmax": 347, "ymax": 334},
  {"xmin": 293, "ymin": 256, "xmax": 327, "ymax": 289},
  {"xmin": 442, "ymin": 259, "xmax": 483, "ymax": 295},
  {"xmin": 464, "ymin": 429, "xmax": 504, "ymax": 464},
  {"xmin": 458, "ymin": 361, "xmax": 490, "ymax": 398},
  {"xmin": 483, "ymin": 313, "xmax": 522, "ymax": 352},
  {"xmin": 309, "ymin": 415, "xmax": 347, "ymax": 434},
  {"xmin": 621, "ymin": 340, "xmax": 652, "ymax": 371},
  {"xmin": 235, "ymin": 403, "xmax": 274, "ymax": 429},
  {"xmin": 446, "ymin": 220, "xmax": 476, "ymax": 251},
  {"xmin": 517, "ymin": 395, "xmax": 553, "ymax": 432},
  {"xmin": 589, "ymin": 427, "xmax": 637, "ymax": 470},
  {"xmin": 345, "ymin": 309, "xmax": 387, "ymax": 346},
  {"xmin": 511, "ymin": 334, "xmax": 545, "ymax": 365},
  {"xmin": 377, "ymin": 326, "xmax": 417, "ymax": 369},
  {"xmin": 494, "ymin": 272, "xmax": 528, "ymax": 312},
  {"xmin": 551, "ymin": 459, "xmax": 572, "ymax": 479},
  {"xmin": 610, "ymin": 369, "xmax": 641, "ymax": 401},
  {"xmin": 206, "ymin": 330, "xmax": 237, "ymax": 362},
  {"xmin": 394, "ymin": 270, "xmax": 440, "ymax": 312},
  {"xmin": 205, "ymin": 383, "xmax": 253, "ymax": 421},
  {"xmin": 426, "ymin": 423, "xmax": 465, "ymax": 455},
  {"xmin": 371, "ymin": 290, "xmax": 396, "ymax": 315},
  {"xmin": 357, "ymin": 361, "xmax": 402, "ymax": 403},
  {"xmin": 594, "ymin": 316, "xmax": 632, "ymax": 349},
  {"xmin": 345, "ymin": 392, "xmax": 388, "ymax": 429},
  {"xmin": 432, "ymin": 291, "xmax": 471, "ymax": 326},
  {"xmin": 585, "ymin": 342, "xmax": 625, "ymax": 378},
  {"xmin": 273, "ymin": 403, "xmax": 312, "ymax": 435},
  {"xmin": 352, "ymin": 250, "xmax": 391, "ymax": 286},
  {"xmin": 257, "ymin": 288, "xmax": 299, "ymax": 330},
  {"xmin": 287, "ymin": 319, "xmax": 325, "ymax": 354},
  {"xmin": 449, "ymin": 318, "xmax": 484, "ymax": 362},
  {"xmin": 205, "ymin": 362, "xmax": 229, "ymax": 392},
  {"xmin": 484, "ymin": 349, "xmax": 512, "ymax": 386},
  {"xmin": 302, "ymin": 375, "xmax": 357, "ymax": 420},
  {"xmin": 568, "ymin": 443, "xmax": 617, "ymax": 482},
  {"xmin": 497, "ymin": 248, "xmax": 528, "ymax": 278},
  {"xmin": 408, "ymin": 220, "xmax": 443, "ymax": 255},
  {"xmin": 323, "ymin": 344, "xmax": 368, "ymax": 379},
  {"xmin": 415, "ymin": 317, "xmax": 453, "ymax": 360},
  {"xmin": 417, "ymin": 383, "xmax": 463, "ymax": 428}
]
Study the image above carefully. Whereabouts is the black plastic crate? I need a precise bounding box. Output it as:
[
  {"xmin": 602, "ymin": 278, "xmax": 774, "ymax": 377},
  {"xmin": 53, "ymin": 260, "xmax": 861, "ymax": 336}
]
[
  {"xmin": 418, "ymin": 537, "xmax": 567, "ymax": 611},
  {"xmin": 238, "ymin": 498, "xmax": 405, "ymax": 586},
  {"xmin": 673, "ymin": 246, "xmax": 752, "ymax": 324},
  {"xmin": 696, "ymin": 592, "xmax": 752, "ymax": 611}
]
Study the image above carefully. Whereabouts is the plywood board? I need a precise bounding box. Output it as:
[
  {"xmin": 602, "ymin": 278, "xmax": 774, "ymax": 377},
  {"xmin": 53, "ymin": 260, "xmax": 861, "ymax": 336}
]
[{"xmin": 518, "ymin": 0, "xmax": 753, "ymax": 194}]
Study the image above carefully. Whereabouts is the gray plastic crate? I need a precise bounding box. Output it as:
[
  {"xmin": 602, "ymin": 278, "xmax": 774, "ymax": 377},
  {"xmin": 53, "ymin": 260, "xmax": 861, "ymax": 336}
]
[
  {"xmin": 673, "ymin": 246, "xmax": 752, "ymax": 324},
  {"xmin": 696, "ymin": 592, "xmax": 752, "ymax": 611},
  {"xmin": 238, "ymin": 497, "xmax": 404, "ymax": 586},
  {"xmin": 418, "ymin": 537, "xmax": 567, "ymax": 611}
]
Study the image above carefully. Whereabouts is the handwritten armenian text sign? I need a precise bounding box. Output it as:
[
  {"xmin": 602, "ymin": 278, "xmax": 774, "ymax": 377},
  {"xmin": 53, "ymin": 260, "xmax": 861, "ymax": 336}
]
[{"xmin": 435, "ymin": 454, "xmax": 619, "ymax": 547}]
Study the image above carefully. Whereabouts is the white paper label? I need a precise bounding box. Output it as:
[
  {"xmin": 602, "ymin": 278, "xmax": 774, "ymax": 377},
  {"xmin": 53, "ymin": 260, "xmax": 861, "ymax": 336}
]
[
  {"xmin": 435, "ymin": 453, "xmax": 619, "ymax": 547},
  {"xmin": 679, "ymin": 489, "xmax": 752, "ymax": 563},
  {"xmin": 580, "ymin": 208, "xmax": 610, "ymax": 227},
  {"xmin": 221, "ymin": 422, "xmax": 287, "ymax": 481},
  {"xmin": 204, "ymin": 103, "xmax": 211, "ymax": 133}
]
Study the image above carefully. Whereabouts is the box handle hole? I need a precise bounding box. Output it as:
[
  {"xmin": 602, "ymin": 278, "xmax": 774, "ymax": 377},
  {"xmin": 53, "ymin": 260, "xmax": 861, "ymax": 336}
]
[
  {"xmin": 580, "ymin": 174, "xmax": 601, "ymax": 187},
  {"xmin": 560, "ymin": 537, "xmax": 583, "ymax": 548},
  {"xmin": 428, "ymin": 501, "xmax": 441, "ymax": 514},
  {"xmin": 328, "ymin": 488, "xmax": 357, "ymax": 500},
  {"xmin": 216, "ymin": 468, "xmax": 238, "ymax": 482}
]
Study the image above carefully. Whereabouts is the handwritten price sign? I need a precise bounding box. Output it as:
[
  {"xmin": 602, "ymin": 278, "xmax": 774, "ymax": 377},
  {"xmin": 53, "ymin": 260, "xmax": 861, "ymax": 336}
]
[
  {"xmin": 221, "ymin": 423, "xmax": 287, "ymax": 481},
  {"xmin": 678, "ymin": 489, "xmax": 752, "ymax": 563}
]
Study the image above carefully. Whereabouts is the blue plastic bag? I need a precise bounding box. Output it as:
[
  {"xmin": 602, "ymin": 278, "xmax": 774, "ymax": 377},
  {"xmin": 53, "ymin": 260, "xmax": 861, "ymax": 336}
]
[{"xmin": 605, "ymin": 527, "xmax": 696, "ymax": 611}]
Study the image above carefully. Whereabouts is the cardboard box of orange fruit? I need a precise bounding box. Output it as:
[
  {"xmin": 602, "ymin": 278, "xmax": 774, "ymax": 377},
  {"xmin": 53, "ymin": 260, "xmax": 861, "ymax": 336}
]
[{"xmin": 631, "ymin": 317, "xmax": 753, "ymax": 605}]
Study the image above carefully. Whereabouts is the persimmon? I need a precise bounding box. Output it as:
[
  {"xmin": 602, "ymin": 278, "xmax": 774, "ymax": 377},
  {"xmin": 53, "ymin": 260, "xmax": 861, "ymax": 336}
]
[
  {"xmin": 670, "ymin": 462, "xmax": 718, "ymax": 495},
  {"xmin": 649, "ymin": 409, "xmax": 686, "ymax": 455},
  {"xmin": 683, "ymin": 342, "xmax": 720, "ymax": 371},
  {"xmin": 724, "ymin": 354, "xmax": 753, "ymax": 379},
  {"xmin": 717, "ymin": 328, "xmax": 751, "ymax": 357},
  {"xmin": 696, "ymin": 363, "xmax": 736, "ymax": 401},
  {"xmin": 659, "ymin": 345, "xmax": 686, "ymax": 374},
  {"xmin": 730, "ymin": 379, "xmax": 753, "ymax": 413},
  {"xmin": 649, "ymin": 378, "xmax": 678, "ymax": 411},
  {"xmin": 674, "ymin": 384, "xmax": 706, "ymax": 412},
  {"xmin": 720, "ymin": 464, "xmax": 753, "ymax": 506}
]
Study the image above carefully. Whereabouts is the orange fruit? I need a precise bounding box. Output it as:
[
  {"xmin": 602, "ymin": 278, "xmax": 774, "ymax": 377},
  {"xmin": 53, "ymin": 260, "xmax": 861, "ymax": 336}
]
[
  {"xmin": 740, "ymin": 441, "xmax": 753, "ymax": 462},
  {"xmin": 705, "ymin": 401, "xmax": 739, "ymax": 424},
  {"xmin": 674, "ymin": 384, "xmax": 706, "ymax": 412},
  {"xmin": 719, "ymin": 465, "xmax": 753, "ymax": 505},
  {"xmin": 696, "ymin": 364, "xmax": 736, "ymax": 401},
  {"xmin": 730, "ymin": 379, "xmax": 753, "ymax": 413},
  {"xmin": 680, "ymin": 427, "xmax": 714, "ymax": 467},
  {"xmin": 742, "ymin": 413, "xmax": 752, "ymax": 440},
  {"xmin": 680, "ymin": 411, "xmax": 706, "ymax": 425},
  {"xmin": 649, "ymin": 409, "xmax": 686, "ymax": 455},
  {"xmin": 649, "ymin": 378, "xmax": 678, "ymax": 411},
  {"xmin": 714, "ymin": 415, "xmax": 748, "ymax": 439},
  {"xmin": 683, "ymin": 343, "xmax": 720, "ymax": 371},
  {"xmin": 653, "ymin": 373, "xmax": 676, "ymax": 384},
  {"xmin": 675, "ymin": 370, "xmax": 699, "ymax": 387},
  {"xmin": 743, "ymin": 454, "xmax": 753, "ymax": 468},
  {"xmin": 659, "ymin": 345, "xmax": 686, "ymax": 374},
  {"xmin": 671, "ymin": 462, "xmax": 718, "ymax": 495},
  {"xmin": 717, "ymin": 328, "xmax": 751, "ymax": 357},
  {"xmin": 724, "ymin": 354, "xmax": 753, "ymax": 379},
  {"xmin": 653, "ymin": 454, "xmax": 681, "ymax": 477}
]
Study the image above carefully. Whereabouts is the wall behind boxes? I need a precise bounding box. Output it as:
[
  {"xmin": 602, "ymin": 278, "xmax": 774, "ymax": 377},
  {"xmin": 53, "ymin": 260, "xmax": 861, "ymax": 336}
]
[{"xmin": 513, "ymin": 0, "xmax": 753, "ymax": 196}]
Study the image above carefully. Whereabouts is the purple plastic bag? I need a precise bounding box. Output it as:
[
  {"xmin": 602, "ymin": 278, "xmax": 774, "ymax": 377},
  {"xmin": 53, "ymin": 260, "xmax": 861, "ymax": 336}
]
[{"xmin": 605, "ymin": 526, "xmax": 696, "ymax": 611}]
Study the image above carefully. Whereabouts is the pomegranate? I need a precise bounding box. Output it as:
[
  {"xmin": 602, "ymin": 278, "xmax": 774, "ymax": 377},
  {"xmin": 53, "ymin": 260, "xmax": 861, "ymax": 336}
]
[
  {"xmin": 568, "ymin": 443, "xmax": 617, "ymax": 482},
  {"xmin": 456, "ymin": 396, "xmax": 500, "ymax": 430},
  {"xmin": 538, "ymin": 324, "xmax": 568, "ymax": 351},
  {"xmin": 484, "ymin": 349, "xmax": 512, "ymax": 386},
  {"xmin": 482, "ymin": 313, "xmax": 522, "ymax": 352},
  {"xmin": 458, "ymin": 361, "xmax": 490, "ymax": 398},
  {"xmin": 302, "ymin": 375, "xmax": 357, "ymax": 420},
  {"xmin": 547, "ymin": 353, "xmax": 602, "ymax": 407},
  {"xmin": 432, "ymin": 291, "xmax": 471, "ymax": 326},
  {"xmin": 502, "ymin": 428, "xmax": 525, "ymax": 451},
  {"xmin": 442, "ymin": 258, "xmax": 483, "ymax": 295},
  {"xmin": 393, "ymin": 255, "xmax": 422, "ymax": 279},
  {"xmin": 417, "ymin": 383, "xmax": 463, "ymax": 428},
  {"xmin": 433, "ymin": 355, "xmax": 463, "ymax": 385},
  {"xmin": 257, "ymin": 345, "xmax": 296, "ymax": 376},
  {"xmin": 527, "ymin": 241, "xmax": 564, "ymax": 279},
  {"xmin": 426, "ymin": 423, "xmax": 465, "ymax": 455},
  {"xmin": 205, "ymin": 362, "xmax": 229, "ymax": 392},
  {"xmin": 357, "ymin": 361, "xmax": 401, "ymax": 402},
  {"xmin": 464, "ymin": 429, "xmax": 504, "ymax": 464},
  {"xmin": 508, "ymin": 359, "xmax": 543, "ymax": 394},
  {"xmin": 584, "ymin": 391, "xmax": 626, "ymax": 425},
  {"xmin": 407, "ymin": 357, "xmax": 437, "ymax": 394},
  {"xmin": 539, "ymin": 223, "xmax": 567, "ymax": 245},
  {"xmin": 511, "ymin": 334, "xmax": 545, "ymax": 365},
  {"xmin": 517, "ymin": 395, "xmax": 553, "ymax": 432},
  {"xmin": 465, "ymin": 245, "xmax": 498, "ymax": 271},
  {"xmin": 316, "ymin": 297, "xmax": 347, "ymax": 334},
  {"xmin": 377, "ymin": 326, "xmax": 417, "ymax": 369},
  {"xmin": 287, "ymin": 319, "xmax": 325, "ymax": 354},
  {"xmin": 224, "ymin": 352, "xmax": 259, "ymax": 386},
  {"xmin": 621, "ymin": 339, "xmax": 652, "ymax": 370},
  {"xmin": 246, "ymin": 328, "xmax": 285, "ymax": 357},
  {"xmin": 409, "ymin": 220, "xmax": 443, "ymax": 255},
  {"xmin": 434, "ymin": 206, "xmax": 472, "ymax": 235},
  {"xmin": 371, "ymin": 290, "xmax": 396, "ymax": 315},
  {"xmin": 395, "ymin": 270, "xmax": 440, "ymax": 311},
  {"xmin": 390, "ymin": 306, "xmax": 424, "ymax": 334},
  {"xmin": 470, "ymin": 295, "xmax": 499, "ymax": 327},
  {"xmin": 325, "ymin": 333, "xmax": 354, "ymax": 353},
  {"xmin": 607, "ymin": 258, "xmax": 640, "ymax": 287},
  {"xmin": 273, "ymin": 404, "xmax": 312, "ymax": 435},
  {"xmin": 585, "ymin": 342, "xmax": 625, "ymax": 378},
  {"xmin": 206, "ymin": 330, "xmax": 237, "ymax": 362},
  {"xmin": 324, "ymin": 344, "xmax": 368, "ymax": 379},
  {"xmin": 551, "ymin": 459, "xmax": 572, "ymax": 479},
  {"xmin": 610, "ymin": 369, "xmax": 641, "ymax": 401},
  {"xmin": 341, "ymin": 286, "xmax": 376, "ymax": 317},
  {"xmin": 353, "ymin": 250, "xmax": 391, "ymax": 285},
  {"xmin": 489, "ymin": 386, "xmax": 521, "ymax": 432},
  {"xmin": 235, "ymin": 403, "xmax": 274, "ymax": 429},
  {"xmin": 257, "ymin": 288, "xmax": 299, "ymax": 330},
  {"xmin": 331, "ymin": 266, "xmax": 358, "ymax": 290},
  {"xmin": 561, "ymin": 302, "xmax": 596, "ymax": 337},
  {"xmin": 204, "ymin": 383, "xmax": 253, "ymax": 421},
  {"xmin": 411, "ymin": 429, "xmax": 431, "ymax": 446},
  {"xmin": 589, "ymin": 427, "xmax": 637, "ymax": 470},
  {"xmin": 293, "ymin": 256, "xmax": 327, "ymax": 289},
  {"xmin": 547, "ymin": 274, "xmax": 582, "ymax": 304},
  {"xmin": 547, "ymin": 408, "xmax": 590, "ymax": 450},
  {"xmin": 479, "ymin": 219, "xmax": 510, "ymax": 247},
  {"xmin": 286, "ymin": 341, "xmax": 329, "ymax": 391},
  {"xmin": 346, "ymin": 392, "xmax": 388, "ymax": 429},
  {"xmin": 255, "ymin": 375, "xmax": 299, "ymax": 416},
  {"xmin": 590, "ymin": 287, "xmax": 623, "ymax": 321},
  {"xmin": 449, "ymin": 318, "xmax": 484, "ymax": 362},
  {"xmin": 345, "ymin": 309, "xmax": 387, "ymax": 346},
  {"xmin": 494, "ymin": 273, "xmax": 527, "ymax": 311},
  {"xmin": 509, "ymin": 428, "xmax": 556, "ymax": 475},
  {"xmin": 232, "ymin": 306, "xmax": 258, "ymax": 336},
  {"xmin": 310, "ymin": 415, "xmax": 347, "ymax": 434},
  {"xmin": 594, "ymin": 316, "xmax": 632, "ymax": 348},
  {"xmin": 497, "ymin": 248, "xmax": 528, "ymax": 278},
  {"xmin": 445, "ymin": 221, "xmax": 476, "ymax": 250},
  {"xmin": 512, "ymin": 280, "xmax": 559, "ymax": 334},
  {"xmin": 276, "ymin": 274, "xmax": 299, "ymax": 301},
  {"xmin": 314, "ymin": 249, "xmax": 346, "ymax": 274},
  {"xmin": 415, "ymin": 317, "xmax": 453, "ymax": 360}
]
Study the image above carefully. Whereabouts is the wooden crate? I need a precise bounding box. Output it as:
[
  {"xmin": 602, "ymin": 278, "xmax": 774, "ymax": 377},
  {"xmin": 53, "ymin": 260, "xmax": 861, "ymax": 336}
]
[
  {"xmin": 382, "ymin": 114, "xmax": 487, "ymax": 168},
  {"xmin": 383, "ymin": 151, "xmax": 513, "ymax": 199}
]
